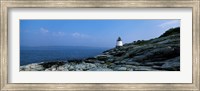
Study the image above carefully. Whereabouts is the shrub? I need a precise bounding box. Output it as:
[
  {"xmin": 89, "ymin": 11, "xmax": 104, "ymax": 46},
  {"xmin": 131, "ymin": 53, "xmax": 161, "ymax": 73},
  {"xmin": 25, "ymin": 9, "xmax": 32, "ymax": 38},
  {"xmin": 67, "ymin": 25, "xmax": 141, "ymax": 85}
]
[
  {"xmin": 159, "ymin": 27, "xmax": 180, "ymax": 38},
  {"xmin": 96, "ymin": 55, "xmax": 109, "ymax": 61},
  {"xmin": 134, "ymin": 40, "xmax": 149, "ymax": 45},
  {"xmin": 39, "ymin": 61, "xmax": 65, "ymax": 68}
]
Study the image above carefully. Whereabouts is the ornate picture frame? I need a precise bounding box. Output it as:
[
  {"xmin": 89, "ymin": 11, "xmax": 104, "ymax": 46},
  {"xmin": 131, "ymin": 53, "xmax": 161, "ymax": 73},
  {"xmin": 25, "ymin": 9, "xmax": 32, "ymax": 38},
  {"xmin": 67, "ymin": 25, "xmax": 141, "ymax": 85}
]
[{"xmin": 0, "ymin": 0, "xmax": 199, "ymax": 90}]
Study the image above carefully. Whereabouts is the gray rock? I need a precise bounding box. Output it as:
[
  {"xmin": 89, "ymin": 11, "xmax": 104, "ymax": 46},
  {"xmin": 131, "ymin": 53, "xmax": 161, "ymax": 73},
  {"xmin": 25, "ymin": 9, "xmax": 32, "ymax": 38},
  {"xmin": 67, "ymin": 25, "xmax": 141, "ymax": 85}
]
[
  {"xmin": 120, "ymin": 60, "xmax": 127, "ymax": 64},
  {"xmin": 107, "ymin": 58, "xmax": 114, "ymax": 62},
  {"xmin": 127, "ymin": 68, "xmax": 133, "ymax": 71},
  {"xmin": 20, "ymin": 63, "xmax": 44, "ymax": 71},
  {"xmin": 68, "ymin": 66, "xmax": 74, "ymax": 71},
  {"xmin": 161, "ymin": 57, "xmax": 180, "ymax": 70},
  {"xmin": 134, "ymin": 66, "xmax": 158, "ymax": 71},
  {"xmin": 144, "ymin": 62, "xmax": 165, "ymax": 66},
  {"xmin": 75, "ymin": 63, "xmax": 87, "ymax": 70},
  {"xmin": 115, "ymin": 67, "xmax": 127, "ymax": 71},
  {"xmin": 96, "ymin": 55, "xmax": 111, "ymax": 61},
  {"xmin": 52, "ymin": 68, "xmax": 56, "ymax": 71},
  {"xmin": 132, "ymin": 55, "xmax": 148, "ymax": 62},
  {"xmin": 108, "ymin": 63, "xmax": 116, "ymax": 68},
  {"xmin": 152, "ymin": 66, "xmax": 161, "ymax": 69},
  {"xmin": 57, "ymin": 66, "xmax": 64, "ymax": 71},
  {"xmin": 125, "ymin": 61, "xmax": 140, "ymax": 66},
  {"xmin": 114, "ymin": 61, "xmax": 120, "ymax": 64},
  {"xmin": 88, "ymin": 68, "xmax": 113, "ymax": 71},
  {"xmin": 86, "ymin": 63, "xmax": 96, "ymax": 68},
  {"xmin": 100, "ymin": 61, "xmax": 105, "ymax": 64},
  {"xmin": 84, "ymin": 59, "xmax": 96, "ymax": 63}
]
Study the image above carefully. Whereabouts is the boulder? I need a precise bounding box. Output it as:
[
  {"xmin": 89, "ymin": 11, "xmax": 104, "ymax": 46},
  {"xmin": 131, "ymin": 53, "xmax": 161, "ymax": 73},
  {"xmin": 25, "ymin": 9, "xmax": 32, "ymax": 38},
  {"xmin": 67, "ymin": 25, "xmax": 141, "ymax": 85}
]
[
  {"xmin": 125, "ymin": 61, "xmax": 140, "ymax": 66},
  {"xmin": 144, "ymin": 61, "xmax": 166, "ymax": 66},
  {"xmin": 20, "ymin": 63, "xmax": 44, "ymax": 71},
  {"xmin": 96, "ymin": 55, "xmax": 111, "ymax": 61},
  {"xmin": 68, "ymin": 66, "xmax": 75, "ymax": 71},
  {"xmin": 134, "ymin": 66, "xmax": 158, "ymax": 71},
  {"xmin": 161, "ymin": 57, "xmax": 180, "ymax": 71},
  {"xmin": 114, "ymin": 67, "xmax": 127, "ymax": 71},
  {"xmin": 88, "ymin": 68, "xmax": 113, "ymax": 71},
  {"xmin": 84, "ymin": 59, "xmax": 96, "ymax": 63}
]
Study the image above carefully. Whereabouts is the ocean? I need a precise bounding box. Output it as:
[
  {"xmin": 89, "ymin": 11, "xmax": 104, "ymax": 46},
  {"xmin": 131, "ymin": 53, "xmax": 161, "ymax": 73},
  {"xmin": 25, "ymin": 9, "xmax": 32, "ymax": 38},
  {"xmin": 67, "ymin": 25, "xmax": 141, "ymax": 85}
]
[{"xmin": 20, "ymin": 46, "xmax": 109, "ymax": 66}]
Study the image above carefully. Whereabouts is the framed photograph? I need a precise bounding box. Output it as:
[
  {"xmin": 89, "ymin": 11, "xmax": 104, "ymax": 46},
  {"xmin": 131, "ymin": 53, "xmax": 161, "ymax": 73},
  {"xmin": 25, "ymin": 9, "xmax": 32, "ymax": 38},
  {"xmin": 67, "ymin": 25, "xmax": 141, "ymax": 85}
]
[{"xmin": 0, "ymin": 0, "xmax": 199, "ymax": 91}]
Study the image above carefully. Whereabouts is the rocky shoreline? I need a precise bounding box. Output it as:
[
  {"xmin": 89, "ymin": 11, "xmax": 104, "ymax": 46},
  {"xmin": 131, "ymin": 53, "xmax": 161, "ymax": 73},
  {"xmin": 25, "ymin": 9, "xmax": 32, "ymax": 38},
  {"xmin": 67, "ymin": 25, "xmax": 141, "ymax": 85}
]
[
  {"xmin": 20, "ymin": 27, "xmax": 180, "ymax": 71},
  {"xmin": 20, "ymin": 56, "xmax": 179, "ymax": 71}
]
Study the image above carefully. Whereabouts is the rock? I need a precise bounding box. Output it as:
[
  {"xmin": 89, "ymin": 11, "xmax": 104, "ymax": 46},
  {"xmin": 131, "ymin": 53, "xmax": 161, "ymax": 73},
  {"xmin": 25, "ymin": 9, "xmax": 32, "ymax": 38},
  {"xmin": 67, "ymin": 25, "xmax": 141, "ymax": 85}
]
[
  {"xmin": 20, "ymin": 63, "xmax": 44, "ymax": 71},
  {"xmin": 107, "ymin": 63, "xmax": 116, "ymax": 68},
  {"xmin": 114, "ymin": 61, "xmax": 120, "ymax": 64},
  {"xmin": 144, "ymin": 62, "xmax": 165, "ymax": 66},
  {"xmin": 84, "ymin": 59, "xmax": 96, "ymax": 63},
  {"xmin": 152, "ymin": 66, "xmax": 161, "ymax": 69},
  {"xmin": 86, "ymin": 63, "xmax": 96, "ymax": 68},
  {"xmin": 100, "ymin": 61, "xmax": 105, "ymax": 64},
  {"xmin": 75, "ymin": 63, "xmax": 87, "ymax": 70},
  {"xmin": 156, "ymin": 39, "xmax": 179, "ymax": 44},
  {"xmin": 120, "ymin": 60, "xmax": 126, "ymax": 64},
  {"xmin": 115, "ymin": 67, "xmax": 127, "ymax": 71},
  {"xmin": 125, "ymin": 61, "xmax": 140, "ymax": 66},
  {"xmin": 39, "ymin": 61, "xmax": 65, "ymax": 69},
  {"xmin": 134, "ymin": 66, "xmax": 158, "ymax": 71},
  {"xmin": 96, "ymin": 55, "xmax": 111, "ymax": 61},
  {"xmin": 84, "ymin": 57, "xmax": 97, "ymax": 63},
  {"xmin": 68, "ymin": 66, "xmax": 74, "ymax": 71},
  {"xmin": 127, "ymin": 68, "xmax": 133, "ymax": 71},
  {"xmin": 113, "ymin": 51, "xmax": 125, "ymax": 56},
  {"xmin": 107, "ymin": 58, "xmax": 114, "ymax": 62},
  {"xmin": 88, "ymin": 68, "xmax": 113, "ymax": 71},
  {"xmin": 63, "ymin": 66, "xmax": 69, "ymax": 71},
  {"xmin": 52, "ymin": 68, "xmax": 56, "ymax": 71},
  {"xmin": 51, "ymin": 65, "xmax": 57, "ymax": 69},
  {"xmin": 133, "ymin": 55, "xmax": 147, "ymax": 62},
  {"xmin": 57, "ymin": 66, "xmax": 64, "ymax": 71},
  {"xmin": 161, "ymin": 57, "xmax": 180, "ymax": 71},
  {"xmin": 45, "ymin": 68, "xmax": 51, "ymax": 71},
  {"xmin": 64, "ymin": 64, "xmax": 71, "ymax": 67}
]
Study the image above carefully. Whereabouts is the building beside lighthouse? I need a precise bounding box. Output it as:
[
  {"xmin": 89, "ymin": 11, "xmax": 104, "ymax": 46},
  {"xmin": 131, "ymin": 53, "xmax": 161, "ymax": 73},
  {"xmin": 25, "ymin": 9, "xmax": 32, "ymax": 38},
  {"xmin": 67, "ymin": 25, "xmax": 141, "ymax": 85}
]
[{"xmin": 116, "ymin": 37, "xmax": 123, "ymax": 47}]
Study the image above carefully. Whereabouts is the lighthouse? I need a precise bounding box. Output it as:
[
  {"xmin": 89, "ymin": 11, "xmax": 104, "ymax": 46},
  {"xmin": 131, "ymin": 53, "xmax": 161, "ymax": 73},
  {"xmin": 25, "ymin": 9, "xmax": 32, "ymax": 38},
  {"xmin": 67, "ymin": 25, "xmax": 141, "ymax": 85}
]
[{"xmin": 116, "ymin": 37, "xmax": 123, "ymax": 47}]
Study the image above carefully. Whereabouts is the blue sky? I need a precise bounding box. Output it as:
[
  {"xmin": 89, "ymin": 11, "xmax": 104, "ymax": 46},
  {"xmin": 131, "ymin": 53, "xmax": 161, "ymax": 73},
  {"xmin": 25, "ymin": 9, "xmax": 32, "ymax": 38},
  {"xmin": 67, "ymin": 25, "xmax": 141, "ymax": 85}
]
[{"xmin": 20, "ymin": 20, "xmax": 180, "ymax": 48}]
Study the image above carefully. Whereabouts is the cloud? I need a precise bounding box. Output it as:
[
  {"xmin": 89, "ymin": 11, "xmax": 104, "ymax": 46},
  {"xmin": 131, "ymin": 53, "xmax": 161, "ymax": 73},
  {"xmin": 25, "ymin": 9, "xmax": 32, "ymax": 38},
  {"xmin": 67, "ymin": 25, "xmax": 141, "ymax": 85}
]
[
  {"xmin": 40, "ymin": 28, "xmax": 49, "ymax": 33},
  {"xmin": 158, "ymin": 20, "xmax": 180, "ymax": 28},
  {"xmin": 58, "ymin": 32, "xmax": 65, "ymax": 36},
  {"xmin": 71, "ymin": 32, "xmax": 88, "ymax": 38},
  {"xmin": 52, "ymin": 32, "xmax": 65, "ymax": 36}
]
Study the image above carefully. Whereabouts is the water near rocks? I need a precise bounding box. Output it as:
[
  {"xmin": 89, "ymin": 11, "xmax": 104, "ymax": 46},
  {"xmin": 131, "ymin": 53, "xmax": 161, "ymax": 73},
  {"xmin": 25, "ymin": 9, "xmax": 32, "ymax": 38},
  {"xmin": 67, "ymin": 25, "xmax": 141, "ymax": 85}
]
[{"xmin": 20, "ymin": 46, "xmax": 109, "ymax": 66}]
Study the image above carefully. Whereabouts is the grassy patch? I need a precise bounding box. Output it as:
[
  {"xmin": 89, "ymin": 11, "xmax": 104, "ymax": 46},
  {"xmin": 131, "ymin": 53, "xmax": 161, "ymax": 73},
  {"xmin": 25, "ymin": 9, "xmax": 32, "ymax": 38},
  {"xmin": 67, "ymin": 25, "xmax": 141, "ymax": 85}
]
[
  {"xmin": 39, "ymin": 61, "xmax": 66, "ymax": 68},
  {"xmin": 159, "ymin": 27, "xmax": 180, "ymax": 38}
]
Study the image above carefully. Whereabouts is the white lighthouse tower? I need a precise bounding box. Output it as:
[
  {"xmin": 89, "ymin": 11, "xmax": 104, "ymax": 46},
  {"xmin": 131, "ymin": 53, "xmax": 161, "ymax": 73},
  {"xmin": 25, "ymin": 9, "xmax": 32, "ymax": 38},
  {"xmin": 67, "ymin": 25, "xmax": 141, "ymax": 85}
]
[{"xmin": 116, "ymin": 37, "xmax": 123, "ymax": 47}]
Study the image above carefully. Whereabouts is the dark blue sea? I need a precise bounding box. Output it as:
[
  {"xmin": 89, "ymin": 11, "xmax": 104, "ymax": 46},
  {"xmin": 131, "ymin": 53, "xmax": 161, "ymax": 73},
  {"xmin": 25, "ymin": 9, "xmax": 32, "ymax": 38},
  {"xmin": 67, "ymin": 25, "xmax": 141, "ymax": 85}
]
[{"xmin": 20, "ymin": 46, "xmax": 109, "ymax": 66}]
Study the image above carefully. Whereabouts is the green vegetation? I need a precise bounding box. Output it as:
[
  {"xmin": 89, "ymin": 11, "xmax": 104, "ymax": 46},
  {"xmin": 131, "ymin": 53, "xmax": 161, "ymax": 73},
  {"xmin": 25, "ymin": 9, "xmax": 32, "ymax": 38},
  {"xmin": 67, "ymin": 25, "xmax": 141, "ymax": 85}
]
[
  {"xmin": 39, "ymin": 61, "xmax": 66, "ymax": 69},
  {"xmin": 133, "ymin": 40, "xmax": 149, "ymax": 45},
  {"xmin": 96, "ymin": 56, "xmax": 109, "ymax": 61},
  {"xmin": 159, "ymin": 27, "xmax": 180, "ymax": 38}
]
